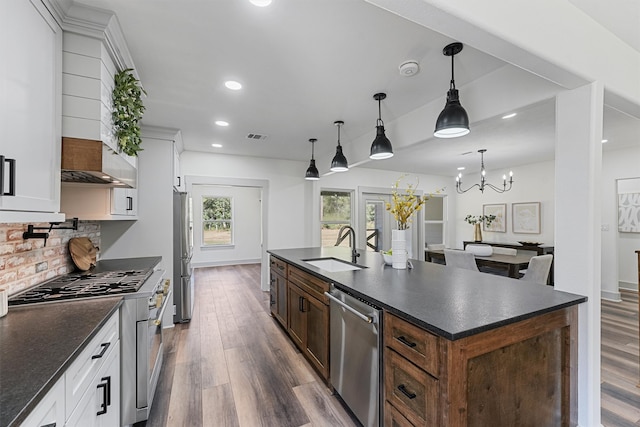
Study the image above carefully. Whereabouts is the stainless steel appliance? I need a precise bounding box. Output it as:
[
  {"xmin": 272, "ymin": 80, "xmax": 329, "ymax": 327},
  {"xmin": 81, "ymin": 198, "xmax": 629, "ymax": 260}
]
[
  {"xmin": 120, "ymin": 270, "xmax": 170, "ymax": 425},
  {"xmin": 173, "ymin": 191, "xmax": 194, "ymax": 323},
  {"xmin": 8, "ymin": 261, "xmax": 170, "ymax": 426},
  {"xmin": 325, "ymin": 286, "xmax": 382, "ymax": 427}
]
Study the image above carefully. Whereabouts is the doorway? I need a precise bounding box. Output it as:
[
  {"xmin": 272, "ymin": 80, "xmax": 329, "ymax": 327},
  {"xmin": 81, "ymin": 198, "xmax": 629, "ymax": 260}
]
[{"xmin": 359, "ymin": 187, "xmax": 424, "ymax": 258}]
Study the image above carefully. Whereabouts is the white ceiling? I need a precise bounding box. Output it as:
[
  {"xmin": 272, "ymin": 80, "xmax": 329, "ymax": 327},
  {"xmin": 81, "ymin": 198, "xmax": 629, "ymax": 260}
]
[{"xmin": 72, "ymin": 0, "xmax": 640, "ymax": 176}]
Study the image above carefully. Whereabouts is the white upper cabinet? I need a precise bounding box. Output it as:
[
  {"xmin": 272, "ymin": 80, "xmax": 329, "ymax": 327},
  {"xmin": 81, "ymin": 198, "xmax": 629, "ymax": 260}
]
[
  {"xmin": 173, "ymin": 142, "xmax": 183, "ymax": 191},
  {"xmin": 0, "ymin": 0, "xmax": 65, "ymax": 222}
]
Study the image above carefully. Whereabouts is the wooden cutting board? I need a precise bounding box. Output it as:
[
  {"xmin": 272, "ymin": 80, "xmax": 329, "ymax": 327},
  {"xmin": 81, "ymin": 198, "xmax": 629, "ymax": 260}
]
[{"xmin": 68, "ymin": 237, "xmax": 99, "ymax": 271}]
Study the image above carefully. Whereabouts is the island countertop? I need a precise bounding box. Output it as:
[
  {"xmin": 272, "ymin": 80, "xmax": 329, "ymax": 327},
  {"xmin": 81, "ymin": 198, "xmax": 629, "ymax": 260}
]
[{"xmin": 267, "ymin": 247, "xmax": 586, "ymax": 340}]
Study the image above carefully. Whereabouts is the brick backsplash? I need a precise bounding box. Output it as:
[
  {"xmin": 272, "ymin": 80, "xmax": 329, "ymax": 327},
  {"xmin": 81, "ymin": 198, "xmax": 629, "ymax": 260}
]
[{"xmin": 0, "ymin": 221, "xmax": 100, "ymax": 296}]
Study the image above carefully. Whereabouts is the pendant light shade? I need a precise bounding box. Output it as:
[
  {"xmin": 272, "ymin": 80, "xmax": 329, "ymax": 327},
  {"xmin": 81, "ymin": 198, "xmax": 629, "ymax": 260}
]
[
  {"xmin": 330, "ymin": 120, "xmax": 348, "ymax": 172},
  {"xmin": 370, "ymin": 93, "xmax": 393, "ymax": 160},
  {"xmin": 434, "ymin": 42, "xmax": 470, "ymax": 138},
  {"xmin": 304, "ymin": 138, "xmax": 319, "ymax": 180}
]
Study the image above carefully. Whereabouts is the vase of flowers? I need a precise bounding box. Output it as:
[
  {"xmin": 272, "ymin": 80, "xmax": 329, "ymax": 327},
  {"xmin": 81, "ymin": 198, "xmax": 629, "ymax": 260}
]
[
  {"xmin": 386, "ymin": 175, "xmax": 440, "ymax": 267},
  {"xmin": 464, "ymin": 214, "xmax": 496, "ymax": 242}
]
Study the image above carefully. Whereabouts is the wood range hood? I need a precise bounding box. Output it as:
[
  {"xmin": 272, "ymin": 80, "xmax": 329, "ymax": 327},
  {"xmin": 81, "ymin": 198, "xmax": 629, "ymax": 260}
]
[{"xmin": 61, "ymin": 137, "xmax": 136, "ymax": 188}]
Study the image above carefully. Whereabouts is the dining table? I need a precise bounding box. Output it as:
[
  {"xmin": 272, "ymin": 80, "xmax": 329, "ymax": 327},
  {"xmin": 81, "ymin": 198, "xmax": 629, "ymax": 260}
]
[{"xmin": 424, "ymin": 249, "xmax": 533, "ymax": 279}]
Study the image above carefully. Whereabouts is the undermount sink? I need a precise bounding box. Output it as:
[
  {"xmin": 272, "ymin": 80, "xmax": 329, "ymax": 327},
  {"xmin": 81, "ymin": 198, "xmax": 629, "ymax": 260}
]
[{"xmin": 303, "ymin": 257, "xmax": 364, "ymax": 272}]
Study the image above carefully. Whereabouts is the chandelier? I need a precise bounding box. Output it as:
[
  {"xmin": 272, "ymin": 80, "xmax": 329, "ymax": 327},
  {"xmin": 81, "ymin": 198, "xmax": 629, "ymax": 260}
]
[{"xmin": 456, "ymin": 149, "xmax": 513, "ymax": 194}]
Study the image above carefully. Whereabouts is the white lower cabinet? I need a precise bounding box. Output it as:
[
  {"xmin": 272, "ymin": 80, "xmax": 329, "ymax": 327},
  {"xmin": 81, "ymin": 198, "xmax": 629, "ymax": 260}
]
[
  {"xmin": 18, "ymin": 376, "xmax": 65, "ymax": 427},
  {"xmin": 65, "ymin": 341, "xmax": 120, "ymax": 427},
  {"xmin": 19, "ymin": 311, "xmax": 121, "ymax": 427}
]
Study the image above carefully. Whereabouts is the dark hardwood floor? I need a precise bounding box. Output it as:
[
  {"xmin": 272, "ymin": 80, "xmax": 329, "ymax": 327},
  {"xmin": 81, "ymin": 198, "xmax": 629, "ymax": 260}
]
[
  {"xmin": 141, "ymin": 264, "xmax": 356, "ymax": 427},
  {"xmin": 601, "ymin": 289, "xmax": 640, "ymax": 427},
  {"xmin": 141, "ymin": 265, "xmax": 640, "ymax": 426}
]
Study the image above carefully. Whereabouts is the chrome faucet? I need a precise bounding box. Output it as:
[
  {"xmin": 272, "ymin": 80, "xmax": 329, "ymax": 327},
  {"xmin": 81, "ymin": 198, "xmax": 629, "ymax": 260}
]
[{"xmin": 339, "ymin": 226, "xmax": 360, "ymax": 263}]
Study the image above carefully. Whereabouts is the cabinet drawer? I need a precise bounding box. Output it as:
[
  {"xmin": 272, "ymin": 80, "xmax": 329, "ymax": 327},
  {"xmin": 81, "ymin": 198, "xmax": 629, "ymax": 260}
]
[
  {"xmin": 287, "ymin": 265, "xmax": 329, "ymax": 303},
  {"xmin": 385, "ymin": 311, "xmax": 440, "ymax": 376},
  {"xmin": 270, "ymin": 256, "xmax": 288, "ymax": 278},
  {"xmin": 385, "ymin": 349, "xmax": 439, "ymax": 426},
  {"xmin": 384, "ymin": 400, "xmax": 414, "ymax": 427},
  {"xmin": 19, "ymin": 376, "xmax": 65, "ymax": 427},
  {"xmin": 65, "ymin": 310, "xmax": 119, "ymax": 417}
]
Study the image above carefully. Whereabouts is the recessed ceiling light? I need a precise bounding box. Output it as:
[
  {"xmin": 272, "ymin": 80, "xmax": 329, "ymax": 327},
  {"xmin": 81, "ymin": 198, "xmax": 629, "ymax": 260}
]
[
  {"xmin": 224, "ymin": 81, "xmax": 242, "ymax": 90},
  {"xmin": 601, "ymin": 139, "xmax": 608, "ymax": 143},
  {"xmin": 502, "ymin": 113, "xmax": 517, "ymax": 119},
  {"xmin": 215, "ymin": 120, "xmax": 229, "ymax": 127},
  {"xmin": 211, "ymin": 143, "xmax": 223, "ymax": 148},
  {"xmin": 250, "ymin": 0, "xmax": 271, "ymax": 6},
  {"xmin": 457, "ymin": 166, "xmax": 465, "ymax": 170}
]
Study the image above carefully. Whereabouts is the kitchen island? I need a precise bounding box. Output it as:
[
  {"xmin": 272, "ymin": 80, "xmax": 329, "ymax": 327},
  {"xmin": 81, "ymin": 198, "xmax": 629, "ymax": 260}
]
[{"xmin": 268, "ymin": 247, "xmax": 586, "ymax": 426}]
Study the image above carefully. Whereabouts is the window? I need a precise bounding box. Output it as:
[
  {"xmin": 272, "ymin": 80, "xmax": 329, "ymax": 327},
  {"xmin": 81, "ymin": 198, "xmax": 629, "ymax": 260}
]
[
  {"xmin": 320, "ymin": 190, "xmax": 352, "ymax": 247},
  {"xmin": 423, "ymin": 195, "xmax": 446, "ymax": 248},
  {"xmin": 202, "ymin": 196, "xmax": 233, "ymax": 246}
]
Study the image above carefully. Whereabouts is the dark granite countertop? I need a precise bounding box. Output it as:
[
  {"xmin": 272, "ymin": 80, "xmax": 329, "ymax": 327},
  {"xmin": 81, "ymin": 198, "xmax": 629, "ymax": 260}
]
[
  {"xmin": 0, "ymin": 256, "xmax": 162, "ymax": 427},
  {"xmin": 0, "ymin": 297, "xmax": 123, "ymax": 427},
  {"xmin": 268, "ymin": 247, "xmax": 586, "ymax": 340}
]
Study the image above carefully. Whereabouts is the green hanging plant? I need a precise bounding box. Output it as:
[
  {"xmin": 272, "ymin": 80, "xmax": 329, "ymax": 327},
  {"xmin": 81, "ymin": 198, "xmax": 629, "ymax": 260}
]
[{"xmin": 112, "ymin": 68, "xmax": 146, "ymax": 156}]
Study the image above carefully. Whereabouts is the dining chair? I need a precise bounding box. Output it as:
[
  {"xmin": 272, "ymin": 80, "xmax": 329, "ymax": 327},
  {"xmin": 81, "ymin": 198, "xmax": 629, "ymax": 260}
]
[
  {"xmin": 492, "ymin": 247, "xmax": 517, "ymax": 256},
  {"xmin": 521, "ymin": 254, "xmax": 553, "ymax": 284},
  {"xmin": 444, "ymin": 249, "xmax": 479, "ymax": 271}
]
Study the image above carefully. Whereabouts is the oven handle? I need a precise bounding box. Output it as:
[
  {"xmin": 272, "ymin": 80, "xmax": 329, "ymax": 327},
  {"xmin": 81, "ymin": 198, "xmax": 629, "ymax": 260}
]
[{"xmin": 153, "ymin": 289, "xmax": 172, "ymax": 326}]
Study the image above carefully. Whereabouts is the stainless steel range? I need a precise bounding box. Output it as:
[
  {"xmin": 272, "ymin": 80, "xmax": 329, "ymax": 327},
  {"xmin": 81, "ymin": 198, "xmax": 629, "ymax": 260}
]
[{"xmin": 8, "ymin": 260, "xmax": 169, "ymax": 427}]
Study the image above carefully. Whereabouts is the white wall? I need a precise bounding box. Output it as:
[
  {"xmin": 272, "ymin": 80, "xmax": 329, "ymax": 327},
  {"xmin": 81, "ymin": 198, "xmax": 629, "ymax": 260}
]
[
  {"xmin": 602, "ymin": 145, "xmax": 640, "ymax": 293},
  {"xmin": 191, "ymin": 184, "xmax": 262, "ymax": 267},
  {"xmin": 181, "ymin": 151, "xmax": 308, "ymax": 251},
  {"xmin": 454, "ymin": 160, "xmax": 555, "ymax": 248}
]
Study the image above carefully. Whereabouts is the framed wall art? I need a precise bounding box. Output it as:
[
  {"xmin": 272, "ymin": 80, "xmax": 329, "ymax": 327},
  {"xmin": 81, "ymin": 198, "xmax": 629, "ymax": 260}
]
[
  {"xmin": 483, "ymin": 203, "xmax": 506, "ymax": 232},
  {"xmin": 618, "ymin": 192, "xmax": 640, "ymax": 232},
  {"xmin": 512, "ymin": 202, "xmax": 541, "ymax": 234}
]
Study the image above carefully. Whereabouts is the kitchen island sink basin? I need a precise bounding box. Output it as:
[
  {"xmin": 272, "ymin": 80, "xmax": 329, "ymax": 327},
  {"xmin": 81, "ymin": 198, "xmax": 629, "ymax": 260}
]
[{"xmin": 303, "ymin": 257, "xmax": 364, "ymax": 272}]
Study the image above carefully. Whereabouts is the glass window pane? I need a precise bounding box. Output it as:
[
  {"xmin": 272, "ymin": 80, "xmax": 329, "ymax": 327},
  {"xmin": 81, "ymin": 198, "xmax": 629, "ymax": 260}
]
[
  {"xmin": 203, "ymin": 221, "xmax": 232, "ymax": 245},
  {"xmin": 202, "ymin": 196, "xmax": 231, "ymax": 220},
  {"xmin": 423, "ymin": 197, "xmax": 444, "ymax": 221},
  {"xmin": 321, "ymin": 191, "xmax": 351, "ymax": 222},
  {"xmin": 322, "ymin": 223, "xmax": 351, "ymax": 247},
  {"xmin": 424, "ymin": 223, "xmax": 443, "ymax": 246}
]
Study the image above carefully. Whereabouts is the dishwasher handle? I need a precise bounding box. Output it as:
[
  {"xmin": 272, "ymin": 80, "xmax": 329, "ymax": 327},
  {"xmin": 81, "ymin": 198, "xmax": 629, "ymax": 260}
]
[{"xmin": 324, "ymin": 291, "xmax": 373, "ymax": 324}]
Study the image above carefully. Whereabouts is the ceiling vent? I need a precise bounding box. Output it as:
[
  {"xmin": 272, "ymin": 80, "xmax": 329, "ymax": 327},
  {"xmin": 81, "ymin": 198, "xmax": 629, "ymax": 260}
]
[{"xmin": 246, "ymin": 133, "xmax": 268, "ymax": 141}]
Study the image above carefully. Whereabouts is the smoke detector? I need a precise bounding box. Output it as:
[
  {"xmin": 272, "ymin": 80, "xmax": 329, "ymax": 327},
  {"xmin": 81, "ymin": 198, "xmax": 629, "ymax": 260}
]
[{"xmin": 398, "ymin": 60, "xmax": 420, "ymax": 77}]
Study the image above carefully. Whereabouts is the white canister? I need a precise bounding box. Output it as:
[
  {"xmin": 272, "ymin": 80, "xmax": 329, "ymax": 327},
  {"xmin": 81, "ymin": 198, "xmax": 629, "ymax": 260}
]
[{"xmin": 0, "ymin": 287, "xmax": 8, "ymax": 318}]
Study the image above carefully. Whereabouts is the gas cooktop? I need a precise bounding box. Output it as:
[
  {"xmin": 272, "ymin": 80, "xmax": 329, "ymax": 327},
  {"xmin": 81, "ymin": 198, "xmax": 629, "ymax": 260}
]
[{"xmin": 8, "ymin": 269, "xmax": 153, "ymax": 306}]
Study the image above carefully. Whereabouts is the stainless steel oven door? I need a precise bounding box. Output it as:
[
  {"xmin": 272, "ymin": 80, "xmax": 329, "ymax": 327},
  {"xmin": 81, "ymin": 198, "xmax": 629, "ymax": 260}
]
[{"xmin": 136, "ymin": 289, "xmax": 172, "ymax": 411}]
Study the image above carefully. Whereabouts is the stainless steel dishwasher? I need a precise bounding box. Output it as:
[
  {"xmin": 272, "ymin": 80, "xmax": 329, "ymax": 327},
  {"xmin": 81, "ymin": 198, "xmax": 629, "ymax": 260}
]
[{"xmin": 325, "ymin": 285, "xmax": 382, "ymax": 427}]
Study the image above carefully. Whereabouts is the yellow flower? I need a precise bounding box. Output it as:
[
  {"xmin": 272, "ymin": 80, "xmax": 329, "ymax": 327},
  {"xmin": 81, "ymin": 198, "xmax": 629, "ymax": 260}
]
[{"xmin": 385, "ymin": 175, "xmax": 441, "ymax": 230}]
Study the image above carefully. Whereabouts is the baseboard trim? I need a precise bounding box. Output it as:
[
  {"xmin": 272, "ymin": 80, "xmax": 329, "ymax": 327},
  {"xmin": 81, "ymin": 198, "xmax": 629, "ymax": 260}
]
[
  {"xmin": 619, "ymin": 280, "xmax": 638, "ymax": 291},
  {"xmin": 192, "ymin": 259, "xmax": 261, "ymax": 269},
  {"xmin": 601, "ymin": 289, "xmax": 622, "ymax": 302}
]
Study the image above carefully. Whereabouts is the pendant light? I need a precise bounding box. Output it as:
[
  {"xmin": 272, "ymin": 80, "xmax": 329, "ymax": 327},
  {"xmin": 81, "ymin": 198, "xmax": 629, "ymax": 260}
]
[
  {"xmin": 330, "ymin": 120, "xmax": 348, "ymax": 172},
  {"xmin": 370, "ymin": 93, "xmax": 394, "ymax": 160},
  {"xmin": 304, "ymin": 138, "xmax": 320, "ymax": 180},
  {"xmin": 434, "ymin": 42, "xmax": 470, "ymax": 138}
]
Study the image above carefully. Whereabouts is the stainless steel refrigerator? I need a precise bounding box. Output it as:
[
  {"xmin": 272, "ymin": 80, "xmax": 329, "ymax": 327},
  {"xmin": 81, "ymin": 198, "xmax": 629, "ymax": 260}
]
[{"xmin": 173, "ymin": 191, "xmax": 194, "ymax": 323}]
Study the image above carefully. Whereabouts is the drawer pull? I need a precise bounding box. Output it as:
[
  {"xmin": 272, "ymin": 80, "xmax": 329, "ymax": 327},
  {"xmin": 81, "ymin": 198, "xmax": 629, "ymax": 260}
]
[
  {"xmin": 397, "ymin": 335, "xmax": 417, "ymax": 348},
  {"xmin": 96, "ymin": 376, "xmax": 111, "ymax": 415},
  {"xmin": 398, "ymin": 384, "xmax": 417, "ymax": 400},
  {"xmin": 41, "ymin": 424, "xmax": 56, "ymax": 427},
  {"xmin": 278, "ymin": 265, "xmax": 285, "ymax": 271},
  {"xmin": 91, "ymin": 342, "xmax": 110, "ymax": 359}
]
